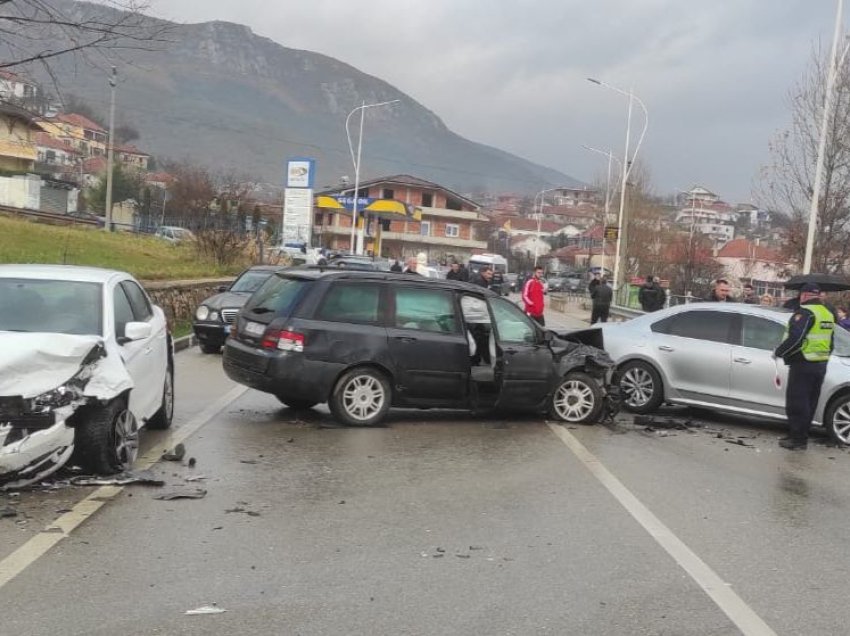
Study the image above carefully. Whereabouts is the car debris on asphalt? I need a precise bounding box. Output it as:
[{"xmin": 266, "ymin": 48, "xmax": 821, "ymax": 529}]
[
  {"xmin": 162, "ymin": 443, "xmax": 186, "ymax": 462},
  {"xmin": 185, "ymin": 603, "xmax": 227, "ymax": 615},
  {"xmin": 154, "ymin": 487, "xmax": 207, "ymax": 500},
  {"xmin": 70, "ymin": 469, "xmax": 166, "ymax": 487}
]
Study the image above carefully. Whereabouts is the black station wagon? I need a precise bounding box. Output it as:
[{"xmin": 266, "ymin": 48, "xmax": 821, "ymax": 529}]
[{"xmin": 222, "ymin": 269, "xmax": 614, "ymax": 427}]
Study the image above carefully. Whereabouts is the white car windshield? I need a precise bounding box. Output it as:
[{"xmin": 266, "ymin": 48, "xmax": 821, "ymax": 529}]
[
  {"xmin": 0, "ymin": 279, "xmax": 103, "ymax": 335},
  {"xmin": 835, "ymin": 325, "xmax": 850, "ymax": 357}
]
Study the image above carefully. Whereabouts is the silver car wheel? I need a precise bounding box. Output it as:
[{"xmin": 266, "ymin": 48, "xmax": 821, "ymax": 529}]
[
  {"xmin": 621, "ymin": 367, "xmax": 655, "ymax": 408},
  {"xmin": 342, "ymin": 375, "xmax": 386, "ymax": 422},
  {"xmin": 113, "ymin": 409, "xmax": 139, "ymax": 468},
  {"xmin": 553, "ymin": 379, "xmax": 596, "ymax": 422},
  {"xmin": 832, "ymin": 401, "xmax": 850, "ymax": 444}
]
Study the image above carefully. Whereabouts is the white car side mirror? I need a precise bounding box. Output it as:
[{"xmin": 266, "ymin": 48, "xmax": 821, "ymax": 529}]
[{"xmin": 123, "ymin": 321, "xmax": 153, "ymax": 342}]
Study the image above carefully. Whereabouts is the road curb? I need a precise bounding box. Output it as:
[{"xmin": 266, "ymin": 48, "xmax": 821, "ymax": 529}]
[{"xmin": 174, "ymin": 333, "xmax": 197, "ymax": 353}]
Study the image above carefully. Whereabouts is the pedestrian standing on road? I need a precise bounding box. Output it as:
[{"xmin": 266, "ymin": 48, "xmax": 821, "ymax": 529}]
[
  {"xmin": 707, "ymin": 279, "xmax": 734, "ymax": 302},
  {"xmin": 390, "ymin": 259, "xmax": 403, "ymax": 272},
  {"xmin": 638, "ymin": 275, "xmax": 664, "ymax": 312},
  {"xmin": 446, "ymin": 261, "xmax": 465, "ymax": 281},
  {"xmin": 471, "ymin": 266, "xmax": 493, "ymax": 288},
  {"xmin": 760, "ymin": 293, "xmax": 775, "ymax": 307},
  {"xmin": 773, "ymin": 282, "xmax": 835, "ymax": 450},
  {"xmin": 836, "ymin": 305, "xmax": 850, "ymax": 331},
  {"xmin": 522, "ymin": 265, "xmax": 546, "ymax": 326},
  {"xmin": 403, "ymin": 256, "xmax": 421, "ymax": 275},
  {"xmin": 588, "ymin": 272, "xmax": 601, "ymax": 296},
  {"xmin": 742, "ymin": 283, "xmax": 758, "ymax": 304},
  {"xmin": 590, "ymin": 277, "xmax": 613, "ymax": 324}
]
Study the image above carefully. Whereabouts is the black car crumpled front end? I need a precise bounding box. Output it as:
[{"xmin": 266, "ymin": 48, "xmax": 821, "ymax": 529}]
[{"xmin": 553, "ymin": 331, "xmax": 621, "ymax": 421}]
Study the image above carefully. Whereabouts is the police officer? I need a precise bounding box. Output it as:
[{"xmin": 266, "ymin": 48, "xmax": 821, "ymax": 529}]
[{"xmin": 773, "ymin": 282, "xmax": 835, "ymax": 450}]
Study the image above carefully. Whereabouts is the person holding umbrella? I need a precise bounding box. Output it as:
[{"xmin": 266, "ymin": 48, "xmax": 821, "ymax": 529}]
[{"xmin": 773, "ymin": 282, "xmax": 836, "ymax": 450}]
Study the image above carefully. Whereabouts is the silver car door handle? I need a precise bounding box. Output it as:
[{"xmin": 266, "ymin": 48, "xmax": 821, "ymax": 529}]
[
  {"xmin": 733, "ymin": 357, "xmax": 751, "ymax": 364},
  {"xmin": 658, "ymin": 345, "xmax": 674, "ymax": 352}
]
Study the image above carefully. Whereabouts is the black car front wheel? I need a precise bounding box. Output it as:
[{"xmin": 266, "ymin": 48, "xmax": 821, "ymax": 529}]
[
  {"xmin": 329, "ymin": 367, "xmax": 392, "ymax": 426},
  {"xmin": 550, "ymin": 371, "xmax": 603, "ymax": 424}
]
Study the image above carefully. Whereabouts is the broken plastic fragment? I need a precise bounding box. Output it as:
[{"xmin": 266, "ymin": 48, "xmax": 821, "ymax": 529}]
[{"xmin": 185, "ymin": 603, "xmax": 227, "ymax": 615}]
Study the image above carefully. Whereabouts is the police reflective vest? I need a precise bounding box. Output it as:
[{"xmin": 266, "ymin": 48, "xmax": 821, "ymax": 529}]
[{"xmin": 783, "ymin": 304, "xmax": 835, "ymax": 362}]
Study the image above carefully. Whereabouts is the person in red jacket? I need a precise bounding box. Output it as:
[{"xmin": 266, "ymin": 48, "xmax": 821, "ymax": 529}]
[{"xmin": 522, "ymin": 265, "xmax": 546, "ymax": 326}]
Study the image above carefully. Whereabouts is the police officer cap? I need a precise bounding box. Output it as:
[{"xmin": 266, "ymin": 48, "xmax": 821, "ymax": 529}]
[{"xmin": 801, "ymin": 282, "xmax": 821, "ymax": 293}]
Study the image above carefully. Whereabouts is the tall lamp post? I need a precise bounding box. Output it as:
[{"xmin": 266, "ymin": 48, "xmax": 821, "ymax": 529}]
[
  {"xmin": 804, "ymin": 0, "xmax": 849, "ymax": 273},
  {"xmin": 581, "ymin": 145, "xmax": 622, "ymax": 277},
  {"xmin": 587, "ymin": 78, "xmax": 648, "ymax": 300},
  {"xmin": 345, "ymin": 99, "xmax": 400, "ymax": 255},
  {"xmin": 104, "ymin": 66, "xmax": 117, "ymax": 232}
]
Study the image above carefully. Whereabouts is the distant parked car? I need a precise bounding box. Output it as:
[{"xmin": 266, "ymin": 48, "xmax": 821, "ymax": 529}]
[
  {"xmin": 193, "ymin": 265, "xmax": 285, "ymax": 354},
  {"xmin": 565, "ymin": 274, "xmax": 583, "ymax": 292},
  {"xmin": 505, "ymin": 273, "xmax": 518, "ymax": 292},
  {"xmin": 547, "ymin": 277, "xmax": 567, "ymax": 293},
  {"xmin": 155, "ymin": 226, "xmax": 195, "ymax": 244}
]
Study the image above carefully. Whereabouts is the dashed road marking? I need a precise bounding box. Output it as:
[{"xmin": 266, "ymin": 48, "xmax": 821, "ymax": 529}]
[
  {"xmin": 0, "ymin": 385, "xmax": 248, "ymax": 590},
  {"xmin": 548, "ymin": 423, "xmax": 777, "ymax": 636}
]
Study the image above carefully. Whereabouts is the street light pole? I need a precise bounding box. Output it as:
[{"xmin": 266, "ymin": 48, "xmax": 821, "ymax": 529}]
[
  {"xmin": 581, "ymin": 145, "xmax": 623, "ymax": 278},
  {"xmin": 587, "ymin": 78, "xmax": 648, "ymax": 300},
  {"xmin": 804, "ymin": 0, "xmax": 845, "ymax": 273},
  {"xmin": 104, "ymin": 66, "xmax": 117, "ymax": 232},
  {"xmin": 345, "ymin": 99, "xmax": 401, "ymax": 255}
]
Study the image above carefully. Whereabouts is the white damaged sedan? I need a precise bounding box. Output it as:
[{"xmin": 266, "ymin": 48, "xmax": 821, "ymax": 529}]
[{"xmin": 0, "ymin": 265, "xmax": 173, "ymax": 488}]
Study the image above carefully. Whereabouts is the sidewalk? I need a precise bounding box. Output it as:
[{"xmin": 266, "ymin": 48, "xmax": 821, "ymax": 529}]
[{"xmin": 544, "ymin": 295, "xmax": 591, "ymax": 331}]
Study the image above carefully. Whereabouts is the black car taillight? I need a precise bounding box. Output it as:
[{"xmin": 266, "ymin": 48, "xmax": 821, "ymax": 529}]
[{"xmin": 261, "ymin": 329, "xmax": 305, "ymax": 352}]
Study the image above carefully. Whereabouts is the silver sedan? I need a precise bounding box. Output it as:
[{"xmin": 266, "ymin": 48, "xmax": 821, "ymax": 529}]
[{"xmin": 595, "ymin": 303, "xmax": 850, "ymax": 444}]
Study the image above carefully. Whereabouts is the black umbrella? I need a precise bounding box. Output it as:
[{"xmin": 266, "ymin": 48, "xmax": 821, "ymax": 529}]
[{"xmin": 783, "ymin": 273, "xmax": 850, "ymax": 292}]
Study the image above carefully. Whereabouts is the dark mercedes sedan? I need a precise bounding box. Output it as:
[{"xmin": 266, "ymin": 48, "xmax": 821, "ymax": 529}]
[{"xmin": 193, "ymin": 265, "xmax": 284, "ymax": 353}]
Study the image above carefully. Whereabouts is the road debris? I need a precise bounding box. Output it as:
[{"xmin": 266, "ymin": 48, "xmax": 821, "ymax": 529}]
[
  {"xmin": 162, "ymin": 443, "xmax": 186, "ymax": 462},
  {"xmin": 0, "ymin": 506, "xmax": 17, "ymax": 518},
  {"xmin": 184, "ymin": 475, "xmax": 209, "ymax": 482},
  {"xmin": 71, "ymin": 469, "xmax": 165, "ymax": 487},
  {"xmin": 154, "ymin": 488, "xmax": 207, "ymax": 500},
  {"xmin": 225, "ymin": 506, "xmax": 261, "ymax": 517},
  {"xmin": 188, "ymin": 457, "xmax": 197, "ymax": 468},
  {"xmin": 185, "ymin": 603, "xmax": 227, "ymax": 616}
]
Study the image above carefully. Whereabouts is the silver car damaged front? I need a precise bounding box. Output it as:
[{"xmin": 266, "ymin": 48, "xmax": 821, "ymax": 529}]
[{"xmin": 0, "ymin": 333, "xmax": 133, "ymax": 488}]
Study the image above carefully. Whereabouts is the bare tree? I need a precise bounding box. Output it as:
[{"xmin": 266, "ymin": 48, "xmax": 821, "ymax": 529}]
[
  {"xmin": 757, "ymin": 43, "xmax": 850, "ymax": 274},
  {"xmin": 0, "ymin": 0, "xmax": 170, "ymax": 70}
]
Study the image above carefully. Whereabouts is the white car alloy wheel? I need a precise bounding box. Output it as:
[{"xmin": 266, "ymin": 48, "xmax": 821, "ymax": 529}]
[
  {"xmin": 826, "ymin": 395, "xmax": 850, "ymax": 445},
  {"xmin": 621, "ymin": 366, "xmax": 655, "ymax": 408}
]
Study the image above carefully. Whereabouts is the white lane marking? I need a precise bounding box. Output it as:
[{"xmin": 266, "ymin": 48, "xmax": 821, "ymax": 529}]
[
  {"xmin": 547, "ymin": 423, "xmax": 777, "ymax": 636},
  {"xmin": 0, "ymin": 385, "xmax": 248, "ymax": 590}
]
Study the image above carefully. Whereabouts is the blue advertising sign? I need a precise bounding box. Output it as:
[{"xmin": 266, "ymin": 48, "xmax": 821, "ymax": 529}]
[{"xmin": 285, "ymin": 158, "xmax": 316, "ymax": 188}]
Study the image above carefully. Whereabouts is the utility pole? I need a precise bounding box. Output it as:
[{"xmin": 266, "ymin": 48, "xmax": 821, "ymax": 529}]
[{"xmin": 104, "ymin": 66, "xmax": 117, "ymax": 232}]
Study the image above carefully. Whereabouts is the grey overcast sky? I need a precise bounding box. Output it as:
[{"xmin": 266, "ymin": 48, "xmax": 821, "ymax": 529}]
[{"xmin": 143, "ymin": 0, "xmax": 832, "ymax": 203}]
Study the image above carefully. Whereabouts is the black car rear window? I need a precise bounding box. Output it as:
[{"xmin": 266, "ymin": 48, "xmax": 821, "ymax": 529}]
[
  {"xmin": 243, "ymin": 275, "xmax": 310, "ymax": 316},
  {"xmin": 315, "ymin": 282, "xmax": 381, "ymax": 324}
]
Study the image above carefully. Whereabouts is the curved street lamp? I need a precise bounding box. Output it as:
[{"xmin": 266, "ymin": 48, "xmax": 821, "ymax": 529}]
[
  {"xmin": 587, "ymin": 78, "xmax": 648, "ymax": 298},
  {"xmin": 345, "ymin": 99, "xmax": 401, "ymax": 254}
]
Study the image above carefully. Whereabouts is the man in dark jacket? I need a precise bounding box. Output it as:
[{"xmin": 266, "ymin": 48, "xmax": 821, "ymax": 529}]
[
  {"xmin": 471, "ymin": 266, "xmax": 493, "ymax": 289},
  {"xmin": 446, "ymin": 262, "xmax": 465, "ymax": 281},
  {"xmin": 742, "ymin": 283, "xmax": 758, "ymax": 304},
  {"xmin": 590, "ymin": 277, "xmax": 613, "ymax": 324},
  {"xmin": 774, "ymin": 283, "xmax": 835, "ymax": 450},
  {"xmin": 638, "ymin": 275, "xmax": 665, "ymax": 312},
  {"xmin": 707, "ymin": 278, "xmax": 734, "ymax": 302}
]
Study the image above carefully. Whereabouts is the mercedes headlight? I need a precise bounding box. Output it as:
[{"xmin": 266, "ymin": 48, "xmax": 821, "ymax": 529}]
[
  {"xmin": 209, "ymin": 310, "xmax": 219, "ymax": 322},
  {"xmin": 196, "ymin": 305, "xmax": 210, "ymax": 320}
]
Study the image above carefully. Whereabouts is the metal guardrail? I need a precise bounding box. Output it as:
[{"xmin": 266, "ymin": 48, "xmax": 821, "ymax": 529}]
[{"xmin": 547, "ymin": 291, "xmax": 646, "ymax": 323}]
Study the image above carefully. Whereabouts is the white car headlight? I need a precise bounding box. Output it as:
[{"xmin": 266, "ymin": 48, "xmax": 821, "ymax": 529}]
[
  {"xmin": 209, "ymin": 311, "xmax": 219, "ymax": 322},
  {"xmin": 196, "ymin": 306, "xmax": 210, "ymax": 321}
]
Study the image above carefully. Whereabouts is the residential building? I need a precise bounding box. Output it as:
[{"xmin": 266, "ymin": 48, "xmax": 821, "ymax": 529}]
[
  {"xmin": 34, "ymin": 132, "xmax": 81, "ymax": 180},
  {"xmin": 37, "ymin": 113, "xmax": 108, "ymax": 157},
  {"xmin": 314, "ymin": 174, "xmax": 487, "ymax": 263},
  {"xmin": 676, "ymin": 185, "xmax": 736, "ymax": 247},
  {"xmin": 552, "ymin": 186, "xmax": 599, "ymax": 207},
  {"xmin": 115, "ymin": 144, "xmax": 150, "ymax": 171},
  {"xmin": 0, "ymin": 70, "xmax": 39, "ymax": 107},
  {"xmin": 715, "ymin": 238, "xmax": 791, "ymax": 296},
  {"xmin": 0, "ymin": 102, "xmax": 39, "ymax": 172}
]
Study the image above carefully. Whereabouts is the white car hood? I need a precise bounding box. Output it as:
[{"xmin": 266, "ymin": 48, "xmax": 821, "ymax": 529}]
[{"xmin": 0, "ymin": 332, "xmax": 133, "ymax": 399}]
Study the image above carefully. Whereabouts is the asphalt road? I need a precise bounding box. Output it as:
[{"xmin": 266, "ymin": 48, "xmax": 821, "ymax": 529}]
[{"xmin": 2, "ymin": 337, "xmax": 850, "ymax": 635}]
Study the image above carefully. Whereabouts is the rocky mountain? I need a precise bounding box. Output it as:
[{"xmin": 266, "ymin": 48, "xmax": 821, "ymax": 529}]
[{"xmin": 24, "ymin": 1, "xmax": 583, "ymax": 195}]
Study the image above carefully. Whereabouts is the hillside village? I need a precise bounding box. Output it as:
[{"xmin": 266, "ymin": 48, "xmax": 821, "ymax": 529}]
[{"xmin": 1, "ymin": 68, "xmax": 792, "ymax": 299}]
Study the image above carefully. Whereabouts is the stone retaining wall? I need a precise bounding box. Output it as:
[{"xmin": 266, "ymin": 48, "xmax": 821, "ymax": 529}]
[{"xmin": 142, "ymin": 277, "xmax": 235, "ymax": 327}]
